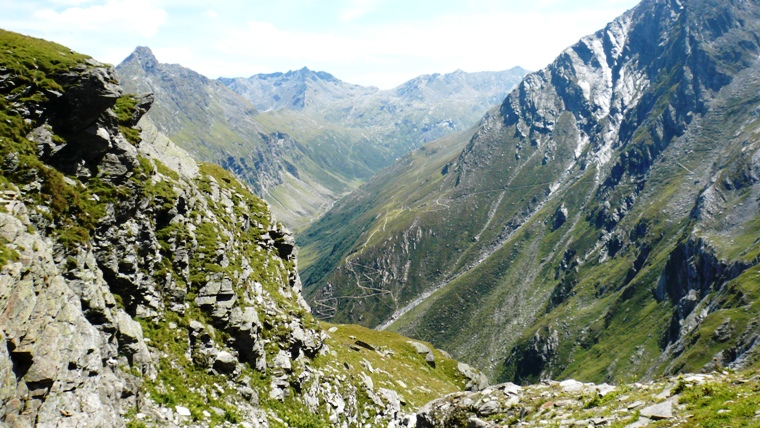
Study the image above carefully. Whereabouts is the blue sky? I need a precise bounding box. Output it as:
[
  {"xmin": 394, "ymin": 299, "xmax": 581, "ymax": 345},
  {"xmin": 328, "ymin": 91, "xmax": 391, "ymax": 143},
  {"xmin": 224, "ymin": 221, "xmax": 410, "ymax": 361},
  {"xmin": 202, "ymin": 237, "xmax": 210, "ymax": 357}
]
[{"xmin": 0, "ymin": 0, "xmax": 640, "ymax": 88}]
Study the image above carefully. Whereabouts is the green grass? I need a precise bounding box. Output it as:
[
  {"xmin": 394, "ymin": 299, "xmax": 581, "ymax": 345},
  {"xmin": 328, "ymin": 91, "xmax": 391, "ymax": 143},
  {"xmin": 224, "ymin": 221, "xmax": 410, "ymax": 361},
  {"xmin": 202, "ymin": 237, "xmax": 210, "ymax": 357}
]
[
  {"xmin": 0, "ymin": 29, "xmax": 89, "ymax": 98},
  {"xmin": 678, "ymin": 377, "xmax": 760, "ymax": 427},
  {"xmin": 113, "ymin": 94, "xmax": 142, "ymax": 144},
  {"xmin": 316, "ymin": 322, "xmax": 467, "ymax": 409},
  {"xmin": 137, "ymin": 311, "xmax": 245, "ymax": 426},
  {"xmin": 0, "ymin": 236, "xmax": 20, "ymax": 267}
]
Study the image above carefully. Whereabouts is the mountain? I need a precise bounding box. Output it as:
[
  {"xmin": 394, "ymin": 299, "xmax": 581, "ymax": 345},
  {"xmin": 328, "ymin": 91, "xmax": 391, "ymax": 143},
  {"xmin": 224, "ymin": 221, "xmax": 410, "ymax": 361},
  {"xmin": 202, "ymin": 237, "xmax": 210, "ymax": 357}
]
[
  {"xmin": 219, "ymin": 67, "xmax": 379, "ymax": 112},
  {"xmin": 223, "ymin": 66, "xmax": 529, "ymax": 155},
  {"xmin": 117, "ymin": 47, "xmax": 389, "ymax": 230},
  {"xmin": 301, "ymin": 0, "xmax": 760, "ymax": 384},
  {"xmin": 118, "ymin": 50, "xmax": 526, "ymax": 231},
  {"xmin": 0, "ymin": 29, "xmax": 481, "ymax": 427}
]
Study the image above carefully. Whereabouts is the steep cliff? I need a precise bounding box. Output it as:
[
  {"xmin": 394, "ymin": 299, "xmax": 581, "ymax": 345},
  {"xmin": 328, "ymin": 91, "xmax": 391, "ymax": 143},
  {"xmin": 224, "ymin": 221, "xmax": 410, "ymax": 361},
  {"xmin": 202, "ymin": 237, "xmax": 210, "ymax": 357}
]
[
  {"xmin": 0, "ymin": 30, "xmax": 474, "ymax": 427},
  {"xmin": 302, "ymin": 0, "xmax": 760, "ymax": 383}
]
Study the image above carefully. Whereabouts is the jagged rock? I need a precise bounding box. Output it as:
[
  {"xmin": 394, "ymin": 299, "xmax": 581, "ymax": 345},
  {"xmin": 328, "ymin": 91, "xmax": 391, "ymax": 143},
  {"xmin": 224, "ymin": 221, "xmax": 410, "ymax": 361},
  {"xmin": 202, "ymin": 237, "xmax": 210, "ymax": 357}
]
[
  {"xmin": 240, "ymin": 385, "xmax": 259, "ymax": 405},
  {"xmin": 408, "ymin": 341, "xmax": 435, "ymax": 367},
  {"xmin": 115, "ymin": 310, "xmax": 151, "ymax": 366},
  {"xmin": 272, "ymin": 350, "xmax": 292, "ymax": 373},
  {"xmin": 29, "ymin": 124, "xmax": 61, "ymax": 160},
  {"xmin": 0, "ymin": 203, "xmax": 129, "ymax": 426},
  {"xmin": 457, "ymin": 362, "xmax": 489, "ymax": 391},
  {"xmin": 138, "ymin": 117, "xmax": 199, "ymax": 179},
  {"xmin": 49, "ymin": 62, "xmax": 122, "ymax": 137},
  {"xmin": 553, "ymin": 203, "xmax": 568, "ymax": 230},
  {"xmin": 269, "ymin": 375, "xmax": 289, "ymax": 401},
  {"xmin": 596, "ymin": 383, "xmax": 616, "ymax": 397},
  {"xmin": 378, "ymin": 388, "xmax": 402, "ymax": 418},
  {"xmin": 625, "ymin": 417, "xmax": 652, "ymax": 427},
  {"xmin": 175, "ymin": 406, "xmax": 191, "ymax": 417}
]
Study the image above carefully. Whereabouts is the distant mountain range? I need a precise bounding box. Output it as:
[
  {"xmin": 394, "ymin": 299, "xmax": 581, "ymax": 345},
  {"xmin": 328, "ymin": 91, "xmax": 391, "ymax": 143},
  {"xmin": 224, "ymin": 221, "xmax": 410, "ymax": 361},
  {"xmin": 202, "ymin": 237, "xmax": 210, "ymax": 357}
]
[
  {"xmin": 221, "ymin": 66, "xmax": 528, "ymax": 150},
  {"xmin": 117, "ymin": 51, "xmax": 527, "ymax": 229}
]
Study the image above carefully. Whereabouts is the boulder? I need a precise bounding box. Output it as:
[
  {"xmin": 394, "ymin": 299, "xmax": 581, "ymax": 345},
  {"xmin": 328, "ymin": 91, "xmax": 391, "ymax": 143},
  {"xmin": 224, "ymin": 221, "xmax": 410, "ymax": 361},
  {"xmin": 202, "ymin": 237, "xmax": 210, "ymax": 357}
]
[{"xmin": 213, "ymin": 351, "xmax": 238, "ymax": 374}]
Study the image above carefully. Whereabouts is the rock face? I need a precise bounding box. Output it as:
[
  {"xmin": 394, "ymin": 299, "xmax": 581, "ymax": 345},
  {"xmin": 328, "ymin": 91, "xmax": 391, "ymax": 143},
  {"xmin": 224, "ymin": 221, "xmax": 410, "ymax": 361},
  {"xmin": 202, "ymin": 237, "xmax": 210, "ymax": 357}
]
[
  {"xmin": 0, "ymin": 30, "xmax": 473, "ymax": 427},
  {"xmin": 302, "ymin": 0, "xmax": 760, "ymax": 383}
]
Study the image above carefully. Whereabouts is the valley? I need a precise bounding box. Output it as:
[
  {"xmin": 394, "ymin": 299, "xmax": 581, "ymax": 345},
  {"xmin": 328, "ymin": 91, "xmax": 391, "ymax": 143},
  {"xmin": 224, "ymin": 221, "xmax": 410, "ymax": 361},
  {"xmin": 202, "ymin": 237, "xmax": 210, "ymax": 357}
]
[{"xmin": 116, "ymin": 49, "xmax": 526, "ymax": 231}]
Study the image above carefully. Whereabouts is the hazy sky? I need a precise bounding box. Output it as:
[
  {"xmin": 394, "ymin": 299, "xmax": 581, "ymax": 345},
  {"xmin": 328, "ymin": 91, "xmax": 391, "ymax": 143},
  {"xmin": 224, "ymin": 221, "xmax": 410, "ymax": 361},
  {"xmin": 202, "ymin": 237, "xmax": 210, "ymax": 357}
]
[{"xmin": 1, "ymin": 0, "xmax": 640, "ymax": 89}]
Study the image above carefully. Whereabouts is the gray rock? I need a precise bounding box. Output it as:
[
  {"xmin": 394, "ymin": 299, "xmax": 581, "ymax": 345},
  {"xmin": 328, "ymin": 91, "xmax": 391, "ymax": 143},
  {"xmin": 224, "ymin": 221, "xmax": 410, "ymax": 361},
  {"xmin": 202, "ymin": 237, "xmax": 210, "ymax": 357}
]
[
  {"xmin": 458, "ymin": 362, "xmax": 489, "ymax": 391},
  {"xmin": 407, "ymin": 340, "xmax": 432, "ymax": 355},
  {"xmin": 425, "ymin": 351, "xmax": 436, "ymax": 367},
  {"xmin": 175, "ymin": 406, "xmax": 191, "ymax": 417},
  {"xmin": 240, "ymin": 386, "xmax": 259, "ymax": 405},
  {"xmin": 138, "ymin": 117, "xmax": 199, "ymax": 179},
  {"xmin": 213, "ymin": 351, "xmax": 238, "ymax": 374},
  {"xmin": 272, "ymin": 350, "xmax": 292, "ymax": 372},
  {"xmin": 559, "ymin": 379, "xmax": 585, "ymax": 392},
  {"xmin": 639, "ymin": 400, "xmax": 673, "ymax": 420},
  {"xmin": 477, "ymin": 400, "xmax": 500, "ymax": 416},
  {"xmin": 553, "ymin": 202, "xmax": 568, "ymax": 230},
  {"xmin": 596, "ymin": 383, "xmax": 616, "ymax": 397},
  {"xmin": 468, "ymin": 416, "xmax": 491, "ymax": 428},
  {"xmin": 625, "ymin": 416, "xmax": 652, "ymax": 427}
]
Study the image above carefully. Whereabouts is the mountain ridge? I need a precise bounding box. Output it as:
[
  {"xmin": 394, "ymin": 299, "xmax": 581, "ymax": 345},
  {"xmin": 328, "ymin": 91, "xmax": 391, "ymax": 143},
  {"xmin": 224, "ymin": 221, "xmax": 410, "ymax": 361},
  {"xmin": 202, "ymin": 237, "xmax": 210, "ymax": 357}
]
[{"xmin": 300, "ymin": 0, "xmax": 760, "ymax": 384}]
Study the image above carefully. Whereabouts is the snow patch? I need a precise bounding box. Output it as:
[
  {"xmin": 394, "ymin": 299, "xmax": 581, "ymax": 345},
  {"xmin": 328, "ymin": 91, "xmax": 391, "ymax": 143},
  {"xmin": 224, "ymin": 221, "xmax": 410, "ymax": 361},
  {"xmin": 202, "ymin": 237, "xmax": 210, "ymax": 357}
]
[{"xmin": 575, "ymin": 134, "xmax": 590, "ymax": 159}]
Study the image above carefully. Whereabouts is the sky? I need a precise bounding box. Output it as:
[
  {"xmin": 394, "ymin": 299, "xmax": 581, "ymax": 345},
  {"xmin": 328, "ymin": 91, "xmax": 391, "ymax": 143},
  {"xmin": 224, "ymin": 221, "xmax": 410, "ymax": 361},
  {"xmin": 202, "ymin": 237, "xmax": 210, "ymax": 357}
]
[{"xmin": 0, "ymin": 0, "xmax": 640, "ymax": 89}]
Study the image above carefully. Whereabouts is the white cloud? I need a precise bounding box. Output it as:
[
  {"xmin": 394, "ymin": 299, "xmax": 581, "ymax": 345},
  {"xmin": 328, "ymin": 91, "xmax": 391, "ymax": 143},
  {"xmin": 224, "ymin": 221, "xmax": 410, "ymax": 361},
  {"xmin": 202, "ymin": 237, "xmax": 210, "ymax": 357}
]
[
  {"xmin": 339, "ymin": 0, "xmax": 381, "ymax": 23},
  {"xmin": 31, "ymin": 0, "xmax": 167, "ymax": 38}
]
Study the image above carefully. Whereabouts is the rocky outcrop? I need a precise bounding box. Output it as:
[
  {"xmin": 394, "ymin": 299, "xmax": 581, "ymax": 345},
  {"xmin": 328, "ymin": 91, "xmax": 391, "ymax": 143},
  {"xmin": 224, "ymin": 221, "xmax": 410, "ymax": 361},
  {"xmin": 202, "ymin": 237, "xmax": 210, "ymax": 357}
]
[
  {"xmin": 1, "ymin": 30, "xmax": 474, "ymax": 427},
  {"xmin": 0, "ymin": 196, "xmax": 145, "ymax": 427}
]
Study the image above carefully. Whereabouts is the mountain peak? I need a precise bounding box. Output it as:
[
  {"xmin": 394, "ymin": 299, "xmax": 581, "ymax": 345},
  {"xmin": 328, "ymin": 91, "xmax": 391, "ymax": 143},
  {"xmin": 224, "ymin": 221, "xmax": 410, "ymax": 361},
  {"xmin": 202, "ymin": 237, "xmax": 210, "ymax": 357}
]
[
  {"xmin": 132, "ymin": 46, "xmax": 156, "ymax": 60},
  {"xmin": 122, "ymin": 46, "xmax": 159, "ymax": 70},
  {"xmin": 282, "ymin": 67, "xmax": 339, "ymax": 83}
]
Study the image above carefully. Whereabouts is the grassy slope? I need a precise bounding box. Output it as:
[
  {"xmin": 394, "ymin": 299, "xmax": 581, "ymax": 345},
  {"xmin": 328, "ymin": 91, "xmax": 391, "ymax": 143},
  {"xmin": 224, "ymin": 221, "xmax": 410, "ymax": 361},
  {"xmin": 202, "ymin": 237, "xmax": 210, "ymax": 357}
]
[{"xmin": 298, "ymin": 125, "xmax": 475, "ymax": 283}]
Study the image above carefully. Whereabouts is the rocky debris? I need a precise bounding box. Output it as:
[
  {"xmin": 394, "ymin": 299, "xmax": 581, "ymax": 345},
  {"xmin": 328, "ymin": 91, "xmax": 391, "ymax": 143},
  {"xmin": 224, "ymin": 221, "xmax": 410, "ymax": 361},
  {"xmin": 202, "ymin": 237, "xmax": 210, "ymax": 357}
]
[
  {"xmin": 415, "ymin": 372, "xmax": 760, "ymax": 427},
  {"xmin": 212, "ymin": 351, "xmax": 238, "ymax": 374}
]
